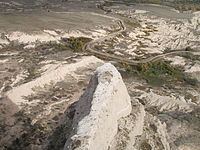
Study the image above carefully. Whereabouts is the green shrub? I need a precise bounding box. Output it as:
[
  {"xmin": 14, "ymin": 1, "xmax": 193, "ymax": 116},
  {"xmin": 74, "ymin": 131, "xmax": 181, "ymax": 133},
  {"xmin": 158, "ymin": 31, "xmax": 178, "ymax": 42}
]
[
  {"xmin": 46, "ymin": 37, "xmax": 91, "ymax": 52},
  {"xmin": 62, "ymin": 37, "xmax": 91, "ymax": 52},
  {"xmin": 135, "ymin": 61, "xmax": 197, "ymax": 86},
  {"xmin": 185, "ymin": 46, "xmax": 193, "ymax": 51}
]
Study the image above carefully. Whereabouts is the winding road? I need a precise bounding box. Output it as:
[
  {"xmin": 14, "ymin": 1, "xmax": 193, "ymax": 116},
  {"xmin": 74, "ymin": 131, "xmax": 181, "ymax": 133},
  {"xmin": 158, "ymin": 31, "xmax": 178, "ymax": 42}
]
[{"xmin": 83, "ymin": 19, "xmax": 194, "ymax": 65}]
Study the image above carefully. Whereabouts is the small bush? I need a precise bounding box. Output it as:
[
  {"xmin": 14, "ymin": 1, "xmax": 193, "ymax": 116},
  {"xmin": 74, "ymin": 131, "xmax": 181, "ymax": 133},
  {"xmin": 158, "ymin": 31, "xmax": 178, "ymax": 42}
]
[{"xmin": 185, "ymin": 46, "xmax": 193, "ymax": 51}]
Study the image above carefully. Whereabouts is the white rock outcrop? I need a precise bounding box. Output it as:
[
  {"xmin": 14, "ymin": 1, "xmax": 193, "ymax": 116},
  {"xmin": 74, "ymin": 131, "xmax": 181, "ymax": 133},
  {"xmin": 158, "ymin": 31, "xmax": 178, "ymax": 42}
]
[
  {"xmin": 64, "ymin": 63, "xmax": 132, "ymax": 150},
  {"xmin": 6, "ymin": 56, "xmax": 103, "ymax": 107},
  {"xmin": 139, "ymin": 90, "xmax": 195, "ymax": 112}
]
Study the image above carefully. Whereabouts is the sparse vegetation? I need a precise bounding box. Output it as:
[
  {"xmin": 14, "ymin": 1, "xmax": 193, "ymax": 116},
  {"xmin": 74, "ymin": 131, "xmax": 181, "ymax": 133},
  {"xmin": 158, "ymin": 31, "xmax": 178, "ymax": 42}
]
[
  {"xmin": 185, "ymin": 46, "xmax": 193, "ymax": 51},
  {"xmin": 124, "ymin": 19, "xmax": 141, "ymax": 28},
  {"xmin": 63, "ymin": 37, "xmax": 92, "ymax": 52},
  {"xmin": 140, "ymin": 141, "xmax": 152, "ymax": 150},
  {"xmin": 118, "ymin": 0, "xmax": 200, "ymax": 11},
  {"xmin": 179, "ymin": 52, "xmax": 200, "ymax": 61},
  {"xmin": 107, "ymin": 50, "xmax": 115, "ymax": 54},
  {"xmin": 47, "ymin": 37, "xmax": 92, "ymax": 52},
  {"xmin": 119, "ymin": 61, "xmax": 198, "ymax": 86},
  {"xmin": 97, "ymin": 1, "xmax": 113, "ymax": 9},
  {"xmin": 175, "ymin": 5, "xmax": 200, "ymax": 11},
  {"xmin": 102, "ymin": 1, "xmax": 114, "ymax": 7},
  {"xmin": 97, "ymin": 1, "xmax": 113, "ymax": 12},
  {"xmin": 137, "ymin": 61, "xmax": 198, "ymax": 86}
]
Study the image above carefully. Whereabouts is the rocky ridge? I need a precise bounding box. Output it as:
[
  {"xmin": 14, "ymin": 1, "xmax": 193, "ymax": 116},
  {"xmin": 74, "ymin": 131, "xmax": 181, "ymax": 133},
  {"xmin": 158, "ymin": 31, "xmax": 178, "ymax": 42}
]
[{"xmin": 63, "ymin": 63, "xmax": 132, "ymax": 150}]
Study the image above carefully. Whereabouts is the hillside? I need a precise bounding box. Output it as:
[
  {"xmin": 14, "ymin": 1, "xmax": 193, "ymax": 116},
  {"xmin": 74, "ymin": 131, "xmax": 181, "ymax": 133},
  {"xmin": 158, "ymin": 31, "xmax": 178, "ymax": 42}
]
[{"xmin": 0, "ymin": 0, "xmax": 200, "ymax": 150}]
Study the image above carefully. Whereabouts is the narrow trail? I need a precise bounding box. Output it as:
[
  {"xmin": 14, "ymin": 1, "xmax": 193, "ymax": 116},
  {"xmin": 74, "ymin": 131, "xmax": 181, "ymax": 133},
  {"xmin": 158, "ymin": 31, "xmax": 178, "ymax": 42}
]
[{"xmin": 83, "ymin": 19, "xmax": 194, "ymax": 65}]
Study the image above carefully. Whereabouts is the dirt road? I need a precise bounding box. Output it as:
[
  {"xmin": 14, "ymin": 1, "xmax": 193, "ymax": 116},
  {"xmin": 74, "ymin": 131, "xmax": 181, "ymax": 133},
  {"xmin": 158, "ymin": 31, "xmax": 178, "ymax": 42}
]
[{"xmin": 83, "ymin": 19, "xmax": 194, "ymax": 65}]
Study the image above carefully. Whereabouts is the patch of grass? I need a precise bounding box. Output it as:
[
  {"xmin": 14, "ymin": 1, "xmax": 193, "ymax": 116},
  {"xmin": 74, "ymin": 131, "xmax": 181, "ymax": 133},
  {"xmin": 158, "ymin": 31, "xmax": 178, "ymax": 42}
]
[
  {"xmin": 108, "ymin": 28, "xmax": 121, "ymax": 34},
  {"xmin": 47, "ymin": 42, "xmax": 68, "ymax": 51},
  {"xmin": 119, "ymin": 61, "xmax": 198, "ymax": 86},
  {"xmin": 140, "ymin": 141, "xmax": 152, "ymax": 150},
  {"xmin": 175, "ymin": 5, "xmax": 200, "ymax": 11},
  {"xmin": 107, "ymin": 50, "xmax": 114, "ymax": 54},
  {"xmin": 121, "ymin": 0, "xmax": 200, "ymax": 11},
  {"xmin": 183, "ymin": 78, "xmax": 197, "ymax": 86},
  {"xmin": 124, "ymin": 19, "xmax": 141, "ymax": 28},
  {"xmin": 65, "ymin": 37, "xmax": 91, "ymax": 52},
  {"xmin": 179, "ymin": 53, "xmax": 200, "ymax": 61},
  {"xmin": 24, "ymin": 67, "xmax": 41, "ymax": 82},
  {"xmin": 97, "ymin": 2, "xmax": 113, "ymax": 12},
  {"xmin": 102, "ymin": 1, "xmax": 113, "ymax": 7},
  {"xmin": 138, "ymin": 61, "xmax": 198, "ymax": 86},
  {"xmin": 185, "ymin": 46, "xmax": 194, "ymax": 51},
  {"xmin": 47, "ymin": 37, "xmax": 92, "ymax": 52},
  {"xmin": 97, "ymin": 1, "xmax": 113, "ymax": 8}
]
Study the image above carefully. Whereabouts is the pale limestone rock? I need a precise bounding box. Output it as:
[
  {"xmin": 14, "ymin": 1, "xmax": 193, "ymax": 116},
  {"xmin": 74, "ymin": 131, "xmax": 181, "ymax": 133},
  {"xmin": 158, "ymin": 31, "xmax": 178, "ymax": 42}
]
[{"xmin": 64, "ymin": 63, "xmax": 132, "ymax": 150}]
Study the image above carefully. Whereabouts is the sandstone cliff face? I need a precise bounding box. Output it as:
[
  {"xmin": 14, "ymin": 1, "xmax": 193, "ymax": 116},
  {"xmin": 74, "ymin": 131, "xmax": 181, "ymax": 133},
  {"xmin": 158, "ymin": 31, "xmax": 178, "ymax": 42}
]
[{"xmin": 63, "ymin": 63, "xmax": 132, "ymax": 150}]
